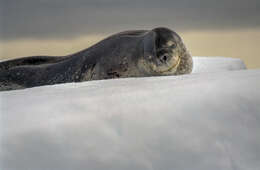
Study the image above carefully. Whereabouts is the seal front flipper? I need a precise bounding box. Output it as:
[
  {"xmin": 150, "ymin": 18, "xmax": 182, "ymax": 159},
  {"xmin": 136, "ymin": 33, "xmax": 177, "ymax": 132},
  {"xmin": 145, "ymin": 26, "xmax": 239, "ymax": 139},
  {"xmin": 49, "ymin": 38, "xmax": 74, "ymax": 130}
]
[{"xmin": 0, "ymin": 56, "xmax": 68, "ymax": 71}]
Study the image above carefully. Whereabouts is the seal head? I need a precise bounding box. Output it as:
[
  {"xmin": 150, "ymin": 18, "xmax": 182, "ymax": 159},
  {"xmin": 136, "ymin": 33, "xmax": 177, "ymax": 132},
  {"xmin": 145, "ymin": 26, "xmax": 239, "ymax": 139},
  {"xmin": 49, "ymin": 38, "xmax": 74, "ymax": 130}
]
[{"xmin": 140, "ymin": 27, "xmax": 193, "ymax": 75}]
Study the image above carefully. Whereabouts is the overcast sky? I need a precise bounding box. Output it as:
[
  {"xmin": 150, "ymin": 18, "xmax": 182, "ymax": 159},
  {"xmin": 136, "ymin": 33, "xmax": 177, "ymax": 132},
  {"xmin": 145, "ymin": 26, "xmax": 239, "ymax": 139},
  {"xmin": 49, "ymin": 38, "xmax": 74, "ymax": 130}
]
[{"xmin": 1, "ymin": 0, "xmax": 260, "ymax": 40}]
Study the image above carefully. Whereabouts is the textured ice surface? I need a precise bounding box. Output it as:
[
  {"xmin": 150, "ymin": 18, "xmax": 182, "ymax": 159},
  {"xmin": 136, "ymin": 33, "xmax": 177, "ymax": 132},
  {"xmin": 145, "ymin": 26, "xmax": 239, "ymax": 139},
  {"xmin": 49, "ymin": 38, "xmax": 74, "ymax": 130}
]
[{"xmin": 1, "ymin": 57, "xmax": 259, "ymax": 170}]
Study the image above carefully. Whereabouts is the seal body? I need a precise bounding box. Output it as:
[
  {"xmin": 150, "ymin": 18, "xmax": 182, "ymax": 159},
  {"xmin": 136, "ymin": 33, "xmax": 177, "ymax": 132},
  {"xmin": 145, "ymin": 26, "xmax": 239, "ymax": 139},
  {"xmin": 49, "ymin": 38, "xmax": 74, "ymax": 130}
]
[{"xmin": 0, "ymin": 27, "xmax": 193, "ymax": 91}]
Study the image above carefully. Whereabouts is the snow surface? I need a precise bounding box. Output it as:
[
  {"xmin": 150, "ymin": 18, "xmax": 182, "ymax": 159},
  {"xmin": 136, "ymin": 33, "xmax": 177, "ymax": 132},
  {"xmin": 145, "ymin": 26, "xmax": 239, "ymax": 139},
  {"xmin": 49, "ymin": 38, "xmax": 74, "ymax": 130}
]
[
  {"xmin": 192, "ymin": 56, "xmax": 246, "ymax": 73},
  {"xmin": 1, "ymin": 57, "xmax": 260, "ymax": 170}
]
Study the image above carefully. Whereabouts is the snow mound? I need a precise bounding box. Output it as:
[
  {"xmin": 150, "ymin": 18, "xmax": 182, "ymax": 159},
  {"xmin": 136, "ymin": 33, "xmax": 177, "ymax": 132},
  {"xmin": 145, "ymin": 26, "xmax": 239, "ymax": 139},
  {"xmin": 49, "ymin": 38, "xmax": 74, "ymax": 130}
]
[{"xmin": 1, "ymin": 64, "xmax": 260, "ymax": 170}]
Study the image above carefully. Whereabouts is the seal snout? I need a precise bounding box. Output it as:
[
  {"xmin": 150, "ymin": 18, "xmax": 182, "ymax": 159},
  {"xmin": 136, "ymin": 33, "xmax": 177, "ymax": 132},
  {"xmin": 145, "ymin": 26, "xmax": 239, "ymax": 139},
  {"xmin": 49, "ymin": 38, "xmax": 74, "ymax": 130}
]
[
  {"xmin": 159, "ymin": 54, "xmax": 169, "ymax": 63},
  {"xmin": 175, "ymin": 51, "xmax": 193, "ymax": 74}
]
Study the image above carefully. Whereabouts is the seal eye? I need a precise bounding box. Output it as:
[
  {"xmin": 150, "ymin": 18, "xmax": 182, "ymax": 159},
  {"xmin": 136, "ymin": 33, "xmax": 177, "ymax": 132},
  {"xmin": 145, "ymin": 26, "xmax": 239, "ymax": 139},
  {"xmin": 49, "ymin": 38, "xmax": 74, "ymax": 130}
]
[
  {"xmin": 166, "ymin": 41, "xmax": 177, "ymax": 48},
  {"xmin": 171, "ymin": 43, "xmax": 176, "ymax": 48}
]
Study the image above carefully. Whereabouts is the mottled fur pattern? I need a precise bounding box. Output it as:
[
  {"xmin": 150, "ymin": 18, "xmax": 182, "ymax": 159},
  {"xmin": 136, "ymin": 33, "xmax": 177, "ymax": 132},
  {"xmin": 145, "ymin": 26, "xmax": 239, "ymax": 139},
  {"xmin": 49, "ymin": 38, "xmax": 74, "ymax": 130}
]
[{"xmin": 0, "ymin": 27, "xmax": 193, "ymax": 91}]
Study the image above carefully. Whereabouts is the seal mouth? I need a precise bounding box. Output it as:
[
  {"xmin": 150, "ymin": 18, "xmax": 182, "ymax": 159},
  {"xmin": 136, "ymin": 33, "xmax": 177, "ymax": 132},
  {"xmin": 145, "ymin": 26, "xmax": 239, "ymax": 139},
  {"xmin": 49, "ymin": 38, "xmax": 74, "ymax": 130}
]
[{"xmin": 158, "ymin": 56, "xmax": 181, "ymax": 73}]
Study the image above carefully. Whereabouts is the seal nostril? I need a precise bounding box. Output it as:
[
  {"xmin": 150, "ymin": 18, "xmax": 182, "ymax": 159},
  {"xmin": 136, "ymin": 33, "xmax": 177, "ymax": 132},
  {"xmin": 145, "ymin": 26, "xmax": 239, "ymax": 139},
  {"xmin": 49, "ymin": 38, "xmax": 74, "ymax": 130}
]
[
  {"xmin": 159, "ymin": 55, "xmax": 168, "ymax": 63},
  {"xmin": 163, "ymin": 55, "xmax": 167, "ymax": 61}
]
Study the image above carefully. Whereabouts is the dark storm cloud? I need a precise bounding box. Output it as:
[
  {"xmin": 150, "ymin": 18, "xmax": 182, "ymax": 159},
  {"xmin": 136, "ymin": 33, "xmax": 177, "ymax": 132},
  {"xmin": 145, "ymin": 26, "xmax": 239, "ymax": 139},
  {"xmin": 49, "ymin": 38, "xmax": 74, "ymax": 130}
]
[{"xmin": 1, "ymin": 0, "xmax": 260, "ymax": 40}]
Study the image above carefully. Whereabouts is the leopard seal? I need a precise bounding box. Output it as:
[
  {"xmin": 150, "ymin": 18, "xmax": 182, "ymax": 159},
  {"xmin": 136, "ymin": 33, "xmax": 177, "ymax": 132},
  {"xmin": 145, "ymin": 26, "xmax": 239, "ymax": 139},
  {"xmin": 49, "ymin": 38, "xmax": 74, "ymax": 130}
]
[{"xmin": 0, "ymin": 27, "xmax": 193, "ymax": 91}]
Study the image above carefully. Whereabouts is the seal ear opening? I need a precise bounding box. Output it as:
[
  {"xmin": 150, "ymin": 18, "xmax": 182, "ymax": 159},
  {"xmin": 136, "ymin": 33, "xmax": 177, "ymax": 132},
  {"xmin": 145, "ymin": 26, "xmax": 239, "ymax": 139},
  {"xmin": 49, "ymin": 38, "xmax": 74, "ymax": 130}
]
[{"xmin": 143, "ymin": 30, "xmax": 157, "ymax": 60}]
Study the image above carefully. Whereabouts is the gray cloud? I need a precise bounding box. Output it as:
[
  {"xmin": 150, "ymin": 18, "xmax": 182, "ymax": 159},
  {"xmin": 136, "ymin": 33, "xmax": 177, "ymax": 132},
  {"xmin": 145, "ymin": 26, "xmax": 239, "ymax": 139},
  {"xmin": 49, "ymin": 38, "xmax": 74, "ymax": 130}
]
[{"xmin": 1, "ymin": 0, "xmax": 260, "ymax": 40}]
